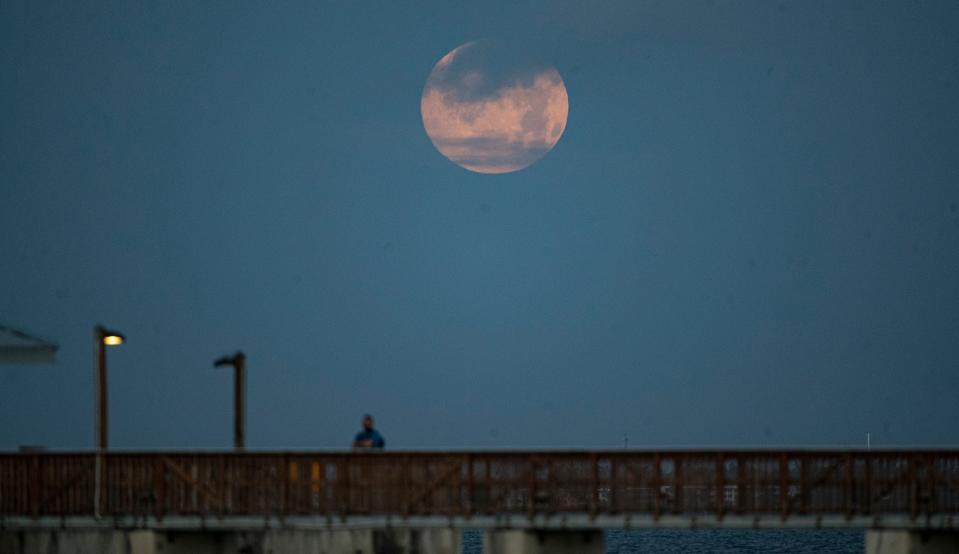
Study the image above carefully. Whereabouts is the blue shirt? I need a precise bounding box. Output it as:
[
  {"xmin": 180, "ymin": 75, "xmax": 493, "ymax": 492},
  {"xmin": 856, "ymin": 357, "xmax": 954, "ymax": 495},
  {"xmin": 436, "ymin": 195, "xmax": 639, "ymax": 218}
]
[{"xmin": 353, "ymin": 429, "xmax": 384, "ymax": 448}]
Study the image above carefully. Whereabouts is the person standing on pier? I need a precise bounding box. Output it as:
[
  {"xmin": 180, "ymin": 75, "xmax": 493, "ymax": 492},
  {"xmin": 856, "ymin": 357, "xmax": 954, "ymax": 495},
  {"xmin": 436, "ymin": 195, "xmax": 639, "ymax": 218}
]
[{"xmin": 352, "ymin": 414, "xmax": 385, "ymax": 448}]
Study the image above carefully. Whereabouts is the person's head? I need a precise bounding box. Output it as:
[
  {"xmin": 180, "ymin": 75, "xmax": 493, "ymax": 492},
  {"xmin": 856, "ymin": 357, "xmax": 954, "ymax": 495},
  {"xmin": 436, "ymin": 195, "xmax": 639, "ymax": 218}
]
[{"xmin": 362, "ymin": 414, "xmax": 374, "ymax": 431}]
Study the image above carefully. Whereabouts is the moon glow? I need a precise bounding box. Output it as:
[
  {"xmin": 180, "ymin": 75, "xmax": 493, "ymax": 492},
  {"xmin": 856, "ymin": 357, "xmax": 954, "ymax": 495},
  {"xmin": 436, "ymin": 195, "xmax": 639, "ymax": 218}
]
[{"xmin": 421, "ymin": 41, "xmax": 569, "ymax": 174}]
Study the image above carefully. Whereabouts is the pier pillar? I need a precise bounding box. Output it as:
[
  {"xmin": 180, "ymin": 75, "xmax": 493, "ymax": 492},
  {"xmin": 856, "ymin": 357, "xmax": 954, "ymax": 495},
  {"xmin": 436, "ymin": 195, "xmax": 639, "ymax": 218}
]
[
  {"xmin": 0, "ymin": 530, "xmax": 128, "ymax": 554},
  {"xmin": 374, "ymin": 528, "xmax": 460, "ymax": 554},
  {"xmin": 1, "ymin": 528, "xmax": 460, "ymax": 554},
  {"xmin": 264, "ymin": 528, "xmax": 460, "ymax": 554},
  {"xmin": 483, "ymin": 529, "xmax": 604, "ymax": 554},
  {"xmin": 866, "ymin": 530, "xmax": 959, "ymax": 554},
  {"xmin": 128, "ymin": 530, "xmax": 160, "ymax": 554}
]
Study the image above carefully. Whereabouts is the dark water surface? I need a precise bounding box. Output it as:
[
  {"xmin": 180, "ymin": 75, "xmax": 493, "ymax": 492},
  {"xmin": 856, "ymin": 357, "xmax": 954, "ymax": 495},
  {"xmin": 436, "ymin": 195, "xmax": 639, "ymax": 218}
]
[{"xmin": 462, "ymin": 529, "xmax": 864, "ymax": 553}]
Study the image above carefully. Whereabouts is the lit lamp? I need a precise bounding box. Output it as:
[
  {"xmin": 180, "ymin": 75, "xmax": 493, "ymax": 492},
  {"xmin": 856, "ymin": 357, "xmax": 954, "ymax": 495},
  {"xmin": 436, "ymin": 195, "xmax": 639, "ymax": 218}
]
[
  {"xmin": 94, "ymin": 325, "xmax": 125, "ymax": 450},
  {"xmin": 214, "ymin": 352, "xmax": 246, "ymax": 450}
]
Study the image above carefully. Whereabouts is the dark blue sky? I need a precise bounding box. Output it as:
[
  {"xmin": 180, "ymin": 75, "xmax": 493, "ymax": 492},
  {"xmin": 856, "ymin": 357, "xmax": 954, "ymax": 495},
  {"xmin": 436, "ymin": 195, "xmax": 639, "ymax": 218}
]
[{"xmin": 2, "ymin": 1, "xmax": 958, "ymax": 450}]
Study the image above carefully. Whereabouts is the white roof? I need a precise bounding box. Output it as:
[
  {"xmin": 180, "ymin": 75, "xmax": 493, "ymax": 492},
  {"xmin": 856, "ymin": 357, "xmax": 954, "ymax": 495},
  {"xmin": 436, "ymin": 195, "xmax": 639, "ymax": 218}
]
[{"xmin": 0, "ymin": 324, "xmax": 58, "ymax": 364}]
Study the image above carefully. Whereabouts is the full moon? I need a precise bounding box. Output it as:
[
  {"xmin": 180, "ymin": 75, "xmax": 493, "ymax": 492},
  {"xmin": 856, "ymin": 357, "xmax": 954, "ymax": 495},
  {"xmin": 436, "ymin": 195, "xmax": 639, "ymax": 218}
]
[{"xmin": 421, "ymin": 40, "xmax": 569, "ymax": 174}]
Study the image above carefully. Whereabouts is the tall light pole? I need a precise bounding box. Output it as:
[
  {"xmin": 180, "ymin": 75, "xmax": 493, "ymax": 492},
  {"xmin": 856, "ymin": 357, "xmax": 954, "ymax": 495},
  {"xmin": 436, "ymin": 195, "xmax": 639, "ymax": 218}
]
[
  {"xmin": 94, "ymin": 325, "xmax": 125, "ymax": 450},
  {"xmin": 93, "ymin": 324, "xmax": 123, "ymax": 519},
  {"xmin": 214, "ymin": 352, "xmax": 246, "ymax": 450}
]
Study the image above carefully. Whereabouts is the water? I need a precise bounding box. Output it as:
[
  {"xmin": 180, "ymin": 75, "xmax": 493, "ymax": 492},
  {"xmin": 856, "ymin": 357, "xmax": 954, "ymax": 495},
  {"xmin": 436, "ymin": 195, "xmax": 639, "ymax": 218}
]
[{"xmin": 462, "ymin": 529, "xmax": 864, "ymax": 553}]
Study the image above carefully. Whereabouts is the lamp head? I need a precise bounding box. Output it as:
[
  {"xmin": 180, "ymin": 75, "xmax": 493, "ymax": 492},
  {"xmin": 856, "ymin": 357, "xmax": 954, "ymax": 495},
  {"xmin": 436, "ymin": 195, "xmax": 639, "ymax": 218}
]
[
  {"xmin": 97, "ymin": 326, "xmax": 125, "ymax": 346},
  {"xmin": 214, "ymin": 351, "xmax": 245, "ymax": 368}
]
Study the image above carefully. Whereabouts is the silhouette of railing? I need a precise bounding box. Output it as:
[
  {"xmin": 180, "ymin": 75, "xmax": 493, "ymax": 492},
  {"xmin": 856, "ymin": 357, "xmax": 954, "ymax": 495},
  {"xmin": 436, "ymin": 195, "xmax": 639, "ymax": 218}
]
[{"xmin": 2, "ymin": 450, "xmax": 958, "ymax": 522}]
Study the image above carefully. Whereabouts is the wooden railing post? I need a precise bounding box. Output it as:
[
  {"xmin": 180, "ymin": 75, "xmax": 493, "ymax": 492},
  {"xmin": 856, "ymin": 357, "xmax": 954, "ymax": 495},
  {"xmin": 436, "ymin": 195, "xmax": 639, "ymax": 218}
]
[
  {"xmin": 342, "ymin": 455, "xmax": 351, "ymax": 520},
  {"xmin": 101, "ymin": 453, "xmax": 109, "ymax": 516},
  {"xmin": 218, "ymin": 455, "xmax": 226, "ymax": 517},
  {"xmin": 653, "ymin": 452, "xmax": 662, "ymax": 520},
  {"xmin": 844, "ymin": 452, "xmax": 853, "ymax": 520},
  {"xmin": 716, "ymin": 453, "xmax": 725, "ymax": 520},
  {"xmin": 799, "ymin": 456, "xmax": 808, "ymax": 514},
  {"xmin": 30, "ymin": 455, "xmax": 40, "ymax": 518},
  {"xmin": 736, "ymin": 454, "xmax": 752, "ymax": 514},
  {"xmin": 610, "ymin": 457, "xmax": 618, "ymax": 513},
  {"xmin": 153, "ymin": 456, "xmax": 165, "ymax": 521},
  {"xmin": 467, "ymin": 454, "xmax": 474, "ymax": 519},
  {"xmin": 910, "ymin": 455, "xmax": 919, "ymax": 520},
  {"xmin": 527, "ymin": 455, "xmax": 536, "ymax": 520},
  {"xmin": 591, "ymin": 453, "xmax": 599, "ymax": 519},
  {"xmin": 279, "ymin": 454, "xmax": 288, "ymax": 517},
  {"xmin": 779, "ymin": 454, "xmax": 789, "ymax": 521},
  {"xmin": 674, "ymin": 456, "xmax": 683, "ymax": 515},
  {"xmin": 402, "ymin": 454, "xmax": 412, "ymax": 516},
  {"xmin": 485, "ymin": 456, "xmax": 492, "ymax": 513}
]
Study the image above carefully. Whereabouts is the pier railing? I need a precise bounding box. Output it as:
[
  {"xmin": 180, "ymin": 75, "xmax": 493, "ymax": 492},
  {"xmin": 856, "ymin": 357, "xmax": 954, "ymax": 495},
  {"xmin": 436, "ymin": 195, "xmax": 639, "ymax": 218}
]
[{"xmin": 2, "ymin": 450, "xmax": 958, "ymax": 522}]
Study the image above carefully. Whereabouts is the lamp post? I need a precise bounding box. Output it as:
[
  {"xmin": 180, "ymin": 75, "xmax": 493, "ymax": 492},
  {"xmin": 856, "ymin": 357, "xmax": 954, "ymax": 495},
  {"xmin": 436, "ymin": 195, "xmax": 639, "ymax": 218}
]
[
  {"xmin": 93, "ymin": 324, "xmax": 123, "ymax": 519},
  {"xmin": 94, "ymin": 325, "xmax": 125, "ymax": 450},
  {"xmin": 214, "ymin": 352, "xmax": 246, "ymax": 450}
]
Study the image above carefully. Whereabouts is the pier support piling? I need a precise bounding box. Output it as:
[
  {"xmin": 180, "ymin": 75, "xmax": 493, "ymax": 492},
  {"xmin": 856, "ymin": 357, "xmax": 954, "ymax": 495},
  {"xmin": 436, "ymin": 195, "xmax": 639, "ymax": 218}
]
[
  {"xmin": 483, "ymin": 529, "xmax": 604, "ymax": 554},
  {"xmin": 866, "ymin": 530, "xmax": 959, "ymax": 554}
]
